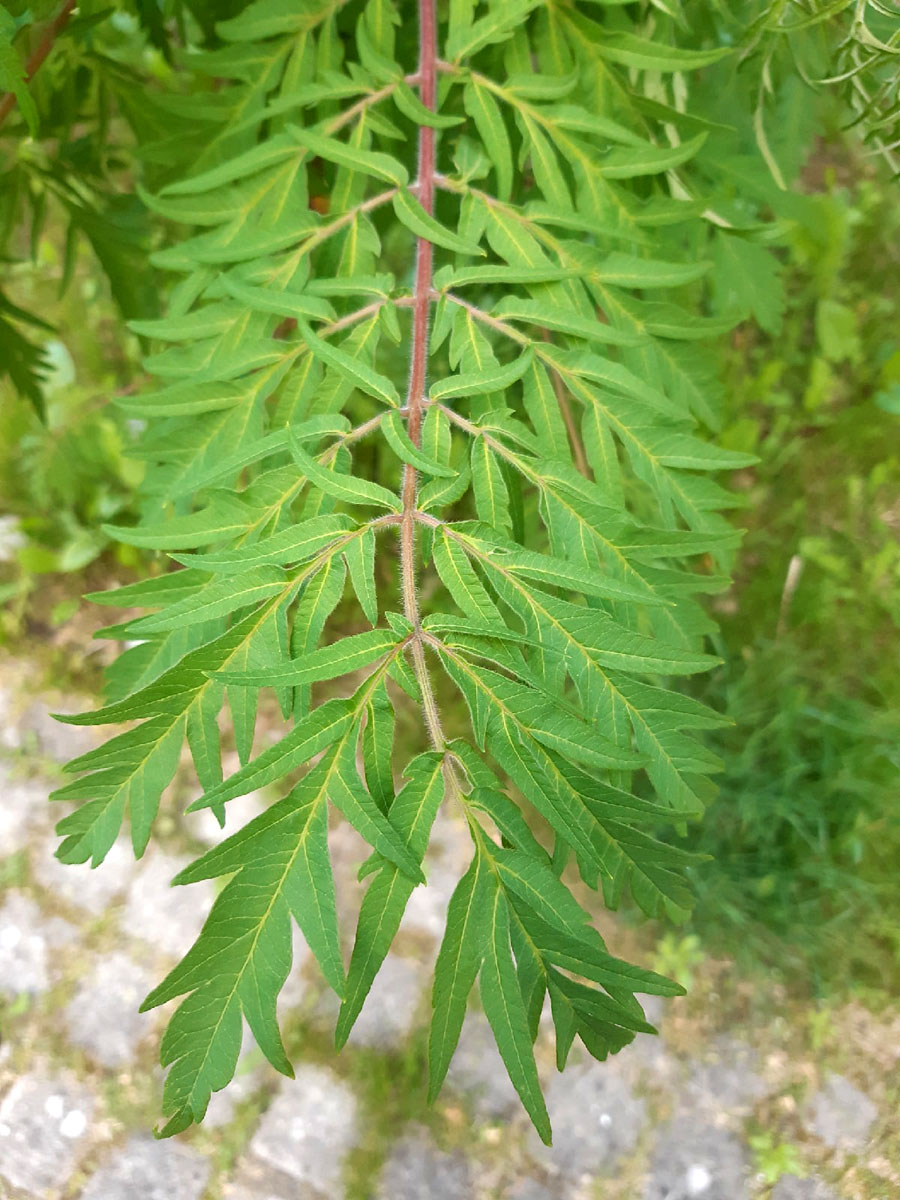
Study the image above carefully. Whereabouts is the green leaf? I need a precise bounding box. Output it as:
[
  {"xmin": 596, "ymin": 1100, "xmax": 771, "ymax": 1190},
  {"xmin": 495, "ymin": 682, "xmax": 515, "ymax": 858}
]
[
  {"xmin": 128, "ymin": 567, "xmax": 287, "ymax": 634},
  {"xmin": 115, "ymin": 381, "xmax": 247, "ymax": 417},
  {"xmin": 290, "ymin": 435, "xmax": 402, "ymax": 511},
  {"xmin": 470, "ymin": 437, "xmax": 511, "ymax": 532},
  {"xmin": 595, "ymin": 133, "xmax": 707, "ymax": 179},
  {"xmin": 433, "ymin": 529, "xmax": 503, "ymax": 624},
  {"xmin": 588, "ymin": 251, "xmax": 711, "ymax": 290},
  {"xmin": 0, "ymin": 10, "xmax": 38, "ymax": 135},
  {"xmin": 345, "ymin": 526, "xmax": 379, "ymax": 626},
  {"xmin": 494, "ymin": 297, "xmax": 643, "ymax": 347},
  {"xmin": 161, "ymin": 133, "xmax": 301, "ymax": 196},
  {"xmin": 430, "ymin": 350, "xmax": 533, "ymax": 402},
  {"xmin": 288, "ymin": 125, "xmax": 409, "ymax": 186},
  {"xmin": 50, "ymin": 0, "xmax": 767, "ymax": 1147},
  {"xmin": 548, "ymin": 104, "xmax": 646, "ymax": 146},
  {"xmin": 188, "ymin": 699, "xmax": 355, "ymax": 813},
  {"xmin": 382, "ymin": 411, "xmax": 458, "ymax": 477},
  {"xmin": 493, "ymin": 847, "xmax": 596, "ymax": 942},
  {"xmin": 479, "ymin": 876, "xmax": 551, "ymax": 1145},
  {"xmin": 297, "ymin": 320, "xmax": 401, "ymax": 408},
  {"xmin": 461, "ymin": 533, "xmax": 667, "ymax": 607},
  {"xmin": 447, "ymin": 0, "xmax": 541, "ymax": 59},
  {"xmin": 176, "ymin": 515, "xmax": 356, "ymax": 573},
  {"xmin": 216, "ymin": 628, "xmax": 402, "ymax": 687},
  {"xmin": 428, "ymin": 851, "xmax": 491, "ymax": 1098},
  {"xmin": 518, "ymin": 110, "xmax": 571, "ymax": 211},
  {"xmin": 463, "ymin": 80, "xmax": 513, "ymax": 200},
  {"xmin": 52, "ymin": 610, "xmax": 288, "ymax": 864},
  {"xmin": 336, "ymin": 753, "xmax": 446, "ymax": 1045},
  {"xmin": 289, "ymin": 556, "xmax": 347, "ymax": 723},
  {"xmin": 330, "ymin": 740, "xmax": 426, "ymax": 884},
  {"xmin": 104, "ymin": 495, "xmax": 257, "ymax": 550},
  {"xmin": 392, "ymin": 190, "xmax": 485, "ymax": 257},
  {"xmin": 85, "ymin": 570, "xmax": 207, "ymax": 609},
  {"xmin": 593, "ymin": 32, "xmax": 731, "ymax": 72},
  {"xmin": 143, "ymin": 753, "xmax": 348, "ymax": 1134},
  {"xmin": 393, "ymin": 80, "xmax": 464, "ymax": 128},
  {"xmin": 713, "ymin": 234, "xmax": 785, "ymax": 335},
  {"xmin": 438, "ymin": 264, "xmax": 578, "ymax": 289},
  {"xmin": 220, "ymin": 276, "xmax": 336, "ymax": 322},
  {"xmin": 362, "ymin": 680, "xmax": 394, "ymax": 814}
]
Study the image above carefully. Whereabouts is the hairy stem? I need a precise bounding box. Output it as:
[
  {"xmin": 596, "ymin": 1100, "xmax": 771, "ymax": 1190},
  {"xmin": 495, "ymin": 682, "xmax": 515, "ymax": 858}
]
[{"xmin": 399, "ymin": 0, "xmax": 444, "ymax": 752}]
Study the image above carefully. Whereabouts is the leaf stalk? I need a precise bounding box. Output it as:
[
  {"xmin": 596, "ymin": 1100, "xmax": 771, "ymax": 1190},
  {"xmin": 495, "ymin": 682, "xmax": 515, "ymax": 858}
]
[{"xmin": 400, "ymin": 0, "xmax": 445, "ymax": 752}]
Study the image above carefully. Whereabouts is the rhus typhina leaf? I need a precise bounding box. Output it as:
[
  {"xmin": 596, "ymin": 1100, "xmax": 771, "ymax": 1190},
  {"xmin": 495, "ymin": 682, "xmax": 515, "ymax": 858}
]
[{"xmin": 56, "ymin": 0, "xmax": 770, "ymax": 1144}]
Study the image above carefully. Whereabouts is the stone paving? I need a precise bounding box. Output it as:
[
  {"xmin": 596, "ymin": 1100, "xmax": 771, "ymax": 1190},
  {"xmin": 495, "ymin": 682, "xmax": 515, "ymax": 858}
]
[{"xmin": 0, "ymin": 666, "xmax": 898, "ymax": 1200}]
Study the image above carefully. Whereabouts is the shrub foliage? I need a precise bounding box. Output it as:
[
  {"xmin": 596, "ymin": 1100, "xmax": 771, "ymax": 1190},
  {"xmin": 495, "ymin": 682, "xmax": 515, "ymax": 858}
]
[{"xmin": 3, "ymin": 0, "xmax": 886, "ymax": 1141}]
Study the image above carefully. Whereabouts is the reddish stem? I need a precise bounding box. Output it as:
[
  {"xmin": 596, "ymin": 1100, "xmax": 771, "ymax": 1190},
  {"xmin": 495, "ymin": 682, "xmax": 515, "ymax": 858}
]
[
  {"xmin": 400, "ymin": 0, "xmax": 444, "ymax": 750},
  {"xmin": 0, "ymin": 0, "xmax": 76, "ymax": 130},
  {"xmin": 540, "ymin": 328, "xmax": 592, "ymax": 479},
  {"xmin": 402, "ymin": 0, "xmax": 436, "ymax": 475}
]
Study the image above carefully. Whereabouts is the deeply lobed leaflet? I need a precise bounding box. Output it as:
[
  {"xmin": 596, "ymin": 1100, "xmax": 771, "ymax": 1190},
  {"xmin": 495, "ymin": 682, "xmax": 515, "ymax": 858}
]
[{"xmin": 55, "ymin": 0, "xmax": 758, "ymax": 1141}]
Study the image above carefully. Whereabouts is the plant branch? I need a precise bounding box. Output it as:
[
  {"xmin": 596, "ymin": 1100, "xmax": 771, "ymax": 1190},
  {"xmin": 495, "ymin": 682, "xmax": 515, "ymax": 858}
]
[
  {"xmin": 400, "ymin": 0, "xmax": 444, "ymax": 752},
  {"xmin": 441, "ymin": 292, "xmax": 591, "ymax": 477},
  {"xmin": 0, "ymin": 0, "xmax": 76, "ymax": 130},
  {"xmin": 541, "ymin": 327, "xmax": 592, "ymax": 478},
  {"xmin": 321, "ymin": 299, "xmax": 386, "ymax": 337}
]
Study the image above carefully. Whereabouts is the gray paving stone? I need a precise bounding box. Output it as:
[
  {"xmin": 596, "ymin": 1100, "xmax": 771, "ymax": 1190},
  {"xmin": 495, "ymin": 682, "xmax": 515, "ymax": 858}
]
[
  {"xmin": 224, "ymin": 1159, "xmax": 298, "ymax": 1200},
  {"xmin": 638, "ymin": 994, "xmax": 666, "ymax": 1028},
  {"xmin": 0, "ymin": 683, "xmax": 19, "ymax": 751},
  {"xmin": 184, "ymin": 786, "xmax": 266, "ymax": 846},
  {"xmin": 328, "ymin": 819, "xmax": 368, "ymax": 923},
  {"xmin": 0, "ymin": 769, "xmax": 49, "ymax": 854},
  {"xmin": 506, "ymin": 1181, "xmax": 558, "ymax": 1200},
  {"xmin": 428, "ymin": 809, "xmax": 473, "ymax": 870},
  {"xmin": 803, "ymin": 1073, "xmax": 878, "ymax": 1151},
  {"xmin": 346, "ymin": 953, "xmax": 423, "ymax": 1048},
  {"xmin": 643, "ymin": 1117, "xmax": 751, "ymax": 1200},
  {"xmin": 249, "ymin": 1065, "xmax": 358, "ymax": 1193},
  {"xmin": 64, "ymin": 951, "xmax": 155, "ymax": 1067},
  {"xmin": 17, "ymin": 698, "xmax": 97, "ymax": 762},
  {"xmin": 770, "ymin": 1177, "xmax": 839, "ymax": 1200},
  {"xmin": 0, "ymin": 1072, "xmax": 94, "ymax": 1197},
  {"xmin": 123, "ymin": 851, "xmax": 215, "ymax": 960},
  {"xmin": 0, "ymin": 515, "xmax": 24, "ymax": 560},
  {"xmin": 617, "ymin": 1025, "xmax": 679, "ymax": 1083},
  {"xmin": 376, "ymin": 1127, "xmax": 471, "ymax": 1200},
  {"xmin": 79, "ymin": 1135, "xmax": 210, "ymax": 1200},
  {"xmin": 400, "ymin": 861, "xmax": 457, "ymax": 943},
  {"xmin": 682, "ymin": 1037, "xmax": 767, "ymax": 1114},
  {"xmin": 530, "ymin": 1061, "xmax": 646, "ymax": 1178},
  {"xmin": 0, "ymin": 891, "xmax": 73, "ymax": 996},
  {"xmin": 33, "ymin": 837, "xmax": 134, "ymax": 916},
  {"xmin": 306, "ymin": 982, "xmax": 344, "ymax": 1040},
  {"xmin": 447, "ymin": 1012, "xmax": 520, "ymax": 1121}
]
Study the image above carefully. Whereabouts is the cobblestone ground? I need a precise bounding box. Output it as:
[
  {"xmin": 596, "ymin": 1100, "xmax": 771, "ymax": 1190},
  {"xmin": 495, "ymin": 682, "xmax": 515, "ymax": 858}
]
[{"xmin": 1, "ymin": 661, "xmax": 898, "ymax": 1200}]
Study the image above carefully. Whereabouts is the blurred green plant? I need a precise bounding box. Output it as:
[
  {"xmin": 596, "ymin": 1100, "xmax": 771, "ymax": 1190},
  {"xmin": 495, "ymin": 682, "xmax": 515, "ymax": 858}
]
[
  {"xmin": 0, "ymin": 239, "xmax": 146, "ymax": 632},
  {"xmin": 679, "ymin": 156, "xmax": 900, "ymax": 995},
  {"xmin": 687, "ymin": 648, "xmax": 900, "ymax": 992},
  {"xmin": 0, "ymin": 0, "xmax": 254, "ymax": 628},
  {"xmin": 653, "ymin": 933, "xmax": 708, "ymax": 991},
  {"xmin": 748, "ymin": 1130, "xmax": 806, "ymax": 1186}
]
